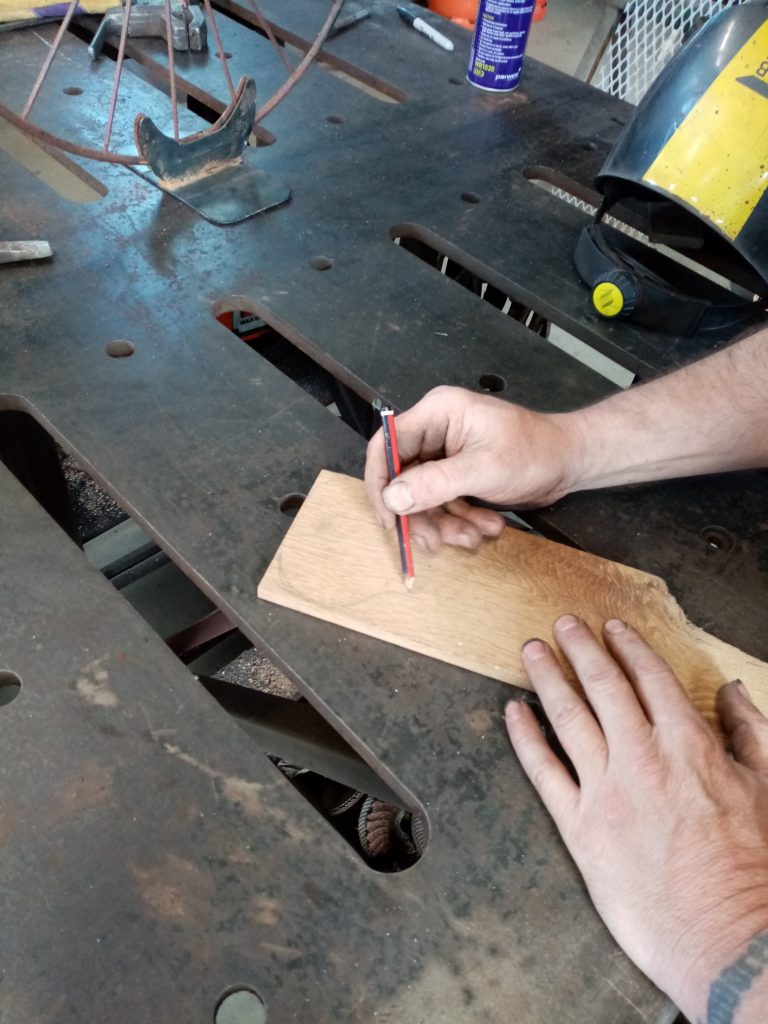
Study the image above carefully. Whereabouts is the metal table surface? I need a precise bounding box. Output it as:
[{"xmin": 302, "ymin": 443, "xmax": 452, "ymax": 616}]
[{"xmin": 0, "ymin": 4, "xmax": 766, "ymax": 1022}]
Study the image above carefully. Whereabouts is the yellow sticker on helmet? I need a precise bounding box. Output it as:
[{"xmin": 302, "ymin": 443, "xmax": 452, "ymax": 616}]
[
  {"xmin": 592, "ymin": 281, "xmax": 624, "ymax": 316},
  {"xmin": 642, "ymin": 20, "xmax": 768, "ymax": 240}
]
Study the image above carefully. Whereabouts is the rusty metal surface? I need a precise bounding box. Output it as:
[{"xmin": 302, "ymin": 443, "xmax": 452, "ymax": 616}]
[{"xmin": 0, "ymin": 7, "xmax": 764, "ymax": 1022}]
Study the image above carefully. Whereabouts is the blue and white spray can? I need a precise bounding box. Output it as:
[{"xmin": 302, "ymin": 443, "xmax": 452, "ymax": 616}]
[{"xmin": 467, "ymin": 0, "xmax": 536, "ymax": 92}]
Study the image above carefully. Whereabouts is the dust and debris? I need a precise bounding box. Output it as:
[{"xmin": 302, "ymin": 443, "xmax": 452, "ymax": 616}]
[
  {"xmin": 257, "ymin": 941, "xmax": 303, "ymax": 963},
  {"xmin": 60, "ymin": 450, "xmax": 125, "ymax": 543},
  {"xmin": 130, "ymin": 854, "xmax": 213, "ymax": 922},
  {"xmin": 215, "ymin": 647, "xmax": 299, "ymax": 700},
  {"xmin": 159, "ymin": 156, "xmax": 243, "ymax": 190},
  {"xmin": 151, "ymin": 736, "xmax": 312, "ymax": 841},
  {"xmin": 251, "ymin": 895, "xmax": 281, "ymax": 926},
  {"xmin": 76, "ymin": 657, "xmax": 118, "ymax": 707}
]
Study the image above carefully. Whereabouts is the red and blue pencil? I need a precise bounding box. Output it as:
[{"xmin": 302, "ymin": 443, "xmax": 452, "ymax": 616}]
[{"xmin": 380, "ymin": 408, "xmax": 415, "ymax": 588}]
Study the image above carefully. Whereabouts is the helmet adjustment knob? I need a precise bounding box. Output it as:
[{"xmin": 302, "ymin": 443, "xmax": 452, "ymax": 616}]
[{"xmin": 592, "ymin": 270, "xmax": 640, "ymax": 318}]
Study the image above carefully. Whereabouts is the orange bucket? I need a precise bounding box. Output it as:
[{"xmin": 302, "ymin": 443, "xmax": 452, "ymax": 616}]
[
  {"xmin": 428, "ymin": 0, "xmax": 476, "ymax": 29},
  {"xmin": 428, "ymin": 0, "xmax": 546, "ymax": 27}
]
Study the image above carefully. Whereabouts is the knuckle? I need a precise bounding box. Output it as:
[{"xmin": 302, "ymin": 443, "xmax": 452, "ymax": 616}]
[
  {"xmin": 582, "ymin": 664, "xmax": 622, "ymax": 692},
  {"xmin": 677, "ymin": 717, "xmax": 719, "ymax": 757},
  {"xmin": 622, "ymin": 741, "xmax": 666, "ymax": 783},
  {"xmin": 550, "ymin": 700, "xmax": 586, "ymax": 732},
  {"xmin": 425, "ymin": 384, "xmax": 455, "ymax": 403},
  {"xmin": 530, "ymin": 758, "xmax": 555, "ymax": 794},
  {"xmin": 422, "ymin": 460, "xmax": 457, "ymax": 503},
  {"xmin": 633, "ymin": 654, "xmax": 673, "ymax": 682}
]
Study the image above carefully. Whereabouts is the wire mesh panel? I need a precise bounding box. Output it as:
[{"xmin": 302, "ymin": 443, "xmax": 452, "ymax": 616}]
[{"xmin": 592, "ymin": 0, "xmax": 741, "ymax": 103}]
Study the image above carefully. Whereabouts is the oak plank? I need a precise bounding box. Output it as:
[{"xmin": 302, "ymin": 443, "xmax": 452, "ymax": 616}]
[{"xmin": 258, "ymin": 471, "xmax": 768, "ymax": 724}]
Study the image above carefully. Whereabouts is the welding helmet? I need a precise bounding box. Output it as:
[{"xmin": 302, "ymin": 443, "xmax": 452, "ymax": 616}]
[{"xmin": 575, "ymin": 1, "xmax": 768, "ymax": 336}]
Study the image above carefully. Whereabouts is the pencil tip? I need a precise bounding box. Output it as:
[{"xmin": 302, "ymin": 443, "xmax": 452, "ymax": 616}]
[{"xmin": 404, "ymin": 576, "xmax": 415, "ymax": 591}]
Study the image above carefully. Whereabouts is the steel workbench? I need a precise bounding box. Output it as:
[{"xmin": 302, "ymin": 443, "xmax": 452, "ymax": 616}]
[{"xmin": 1, "ymin": 4, "xmax": 765, "ymax": 1021}]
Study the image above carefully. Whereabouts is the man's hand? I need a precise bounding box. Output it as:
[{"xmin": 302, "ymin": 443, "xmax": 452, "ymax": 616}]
[
  {"xmin": 365, "ymin": 387, "xmax": 581, "ymax": 551},
  {"xmin": 506, "ymin": 617, "xmax": 768, "ymax": 1024}
]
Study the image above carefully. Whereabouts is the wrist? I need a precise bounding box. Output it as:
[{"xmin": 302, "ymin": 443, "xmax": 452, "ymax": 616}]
[
  {"xmin": 549, "ymin": 407, "xmax": 595, "ymax": 495},
  {"xmin": 672, "ymin": 911, "xmax": 768, "ymax": 1024}
]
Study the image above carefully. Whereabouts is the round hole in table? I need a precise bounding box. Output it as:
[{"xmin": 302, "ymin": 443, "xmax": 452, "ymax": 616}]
[
  {"xmin": 478, "ymin": 373, "xmax": 506, "ymax": 393},
  {"xmin": 279, "ymin": 493, "xmax": 306, "ymax": 518},
  {"xmin": 701, "ymin": 526, "xmax": 734, "ymax": 552},
  {"xmin": 0, "ymin": 671, "xmax": 21, "ymax": 708},
  {"xmin": 215, "ymin": 989, "xmax": 267, "ymax": 1024}
]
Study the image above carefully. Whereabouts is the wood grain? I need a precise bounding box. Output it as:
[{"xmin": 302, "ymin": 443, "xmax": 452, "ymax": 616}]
[{"xmin": 258, "ymin": 471, "xmax": 768, "ymax": 724}]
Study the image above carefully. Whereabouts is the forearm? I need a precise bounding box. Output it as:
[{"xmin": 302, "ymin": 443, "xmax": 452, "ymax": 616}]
[{"xmin": 558, "ymin": 326, "xmax": 768, "ymax": 493}]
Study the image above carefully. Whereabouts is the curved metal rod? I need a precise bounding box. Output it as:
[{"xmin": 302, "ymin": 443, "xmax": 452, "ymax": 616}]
[
  {"xmin": 103, "ymin": 0, "xmax": 136, "ymax": 150},
  {"xmin": 254, "ymin": 0, "xmax": 343, "ymax": 124},
  {"xmin": 21, "ymin": 0, "xmax": 80, "ymax": 118},
  {"xmin": 245, "ymin": 0, "xmax": 294, "ymax": 73},
  {"xmin": 0, "ymin": 100, "xmax": 146, "ymax": 165},
  {"xmin": 9, "ymin": 0, "xmax": 342, "ymax": 164}
]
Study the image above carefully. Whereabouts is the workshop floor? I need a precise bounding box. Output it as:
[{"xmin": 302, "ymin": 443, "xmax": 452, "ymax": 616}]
[{"xmin": 527, "ymin": 0, "xmax": 607, "ymax": 75}]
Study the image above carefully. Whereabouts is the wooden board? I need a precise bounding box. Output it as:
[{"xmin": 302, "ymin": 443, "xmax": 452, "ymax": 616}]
[{"xmin": 258, "ymin": 471, "xmax": 768, "ymax": 723}]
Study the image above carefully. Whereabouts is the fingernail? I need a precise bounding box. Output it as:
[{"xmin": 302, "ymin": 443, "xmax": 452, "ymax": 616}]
[
  {"xmin": 413, "ymin": 535, "xmax": 427, "ymax": 551},
  {"xmin": 556, "ymin": 614, "xmax": 580, "ymax": 632},
  {"xmin": 604, "ymin": 618, "xmax": 626, "ymax": 634},
  {"xmin": 383, "ymin": 480, "xmax": 414, "ymax": 514},
  {"xmin": 505, "ymin": 700, "xmax": 522, "ymax": 721},
  {"xmin": 522, "ymin": 638, "xmax": 547, "ymax": 660},
  {"xmin": 733, "ymin": 679, "xmax": 753, "ymax": 703}
]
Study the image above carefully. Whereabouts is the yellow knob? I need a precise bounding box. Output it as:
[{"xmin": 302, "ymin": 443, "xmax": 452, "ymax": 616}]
[{"xmin": 592, "ymin": 281, "xmax": 624, "ymax": 317}]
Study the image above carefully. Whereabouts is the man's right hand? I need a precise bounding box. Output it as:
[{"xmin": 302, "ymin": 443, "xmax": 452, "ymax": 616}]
[{"xmin": 364, "ymin": 386, "xmax": 582, "ymax": 551}]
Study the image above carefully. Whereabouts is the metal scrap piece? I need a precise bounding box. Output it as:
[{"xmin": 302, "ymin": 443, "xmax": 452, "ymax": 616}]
[
  {"xmin": 133, "ymin": 77, "xmax": 290, "ymax": 224},
  {"xmin": 0, "ymin": 241, "xmax": 52, "ymax": 264},
  {"xmin": 89, "ymin": 1, "xmax": 207, "ymax": 60}
]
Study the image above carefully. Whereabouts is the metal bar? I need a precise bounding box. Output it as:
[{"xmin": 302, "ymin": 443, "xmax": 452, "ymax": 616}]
[
  {"xmin": 166, "ymin": 609, "xmax": 236, "ymax": 657},
  {"xmin": 199, "ymin": 675, "xmax": 404, "ymax": 805},
  {"xmin": 103, "ymin": 0, "xmax": 135, "ymax": 150},
  {"xmin": 202, "ymin": 0, "xmax": 236, "ymax": 100},
  {"xmin": 20, "ymin": 0, "xmax": 80, "ymax": 119},
  {"xmin": 163, "ymin": 0, "xmax": 180, "ymax": 140}
]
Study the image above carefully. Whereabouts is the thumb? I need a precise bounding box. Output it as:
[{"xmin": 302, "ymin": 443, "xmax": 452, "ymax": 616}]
[
  {"xmin": 717, "ymin": 680, "xmax": 768, "ymax": 775},
  {"xmin": 382, "ymin": 452, "xmax": 479, "ymax": 516}
]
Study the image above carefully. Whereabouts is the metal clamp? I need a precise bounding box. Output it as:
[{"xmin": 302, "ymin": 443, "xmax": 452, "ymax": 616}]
[{"xmin": 89, "ymin": 1, "xmax": 207, "ymax": 60}]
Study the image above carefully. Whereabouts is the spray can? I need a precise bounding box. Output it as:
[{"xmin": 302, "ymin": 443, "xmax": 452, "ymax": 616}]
[{"xmin": 467, "ymin": 0, "xmax": 536, "ymax": 92}]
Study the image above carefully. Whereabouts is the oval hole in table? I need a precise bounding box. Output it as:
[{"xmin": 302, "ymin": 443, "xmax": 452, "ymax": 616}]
[
  {"xmin": 310, "ymin": 255, "xmax": 333, "ymax": 271},
  {"xmin": 105, "ymin": 339, "xmax": 135, "ymax": 358}
]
